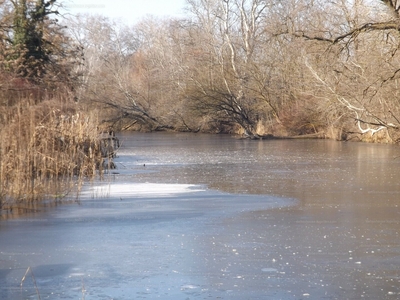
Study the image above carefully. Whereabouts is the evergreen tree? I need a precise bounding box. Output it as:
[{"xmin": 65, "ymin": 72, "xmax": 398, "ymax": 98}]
[
  {"xmin": 8, "ymin": 0, "xmax": 58, "ymax": 78},
  {"xmin": 0, "ymin": 0, "xmax": 81, "ymax": 86}
]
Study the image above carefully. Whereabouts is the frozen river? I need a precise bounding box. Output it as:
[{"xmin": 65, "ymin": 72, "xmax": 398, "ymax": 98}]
[{"xmin": 1, "ymin": 132, "xmax": 400, "ymax": 299}]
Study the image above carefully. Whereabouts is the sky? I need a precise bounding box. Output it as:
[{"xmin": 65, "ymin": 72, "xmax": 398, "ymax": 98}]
[{"xmin": 65, "ymin": 0, "xmax": 187, "ymax": 24}]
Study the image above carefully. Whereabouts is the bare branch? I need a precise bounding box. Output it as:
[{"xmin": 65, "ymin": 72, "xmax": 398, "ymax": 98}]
[{"xmin": 295, "ymin": 21, "xmax": 400, "ymax": 44}]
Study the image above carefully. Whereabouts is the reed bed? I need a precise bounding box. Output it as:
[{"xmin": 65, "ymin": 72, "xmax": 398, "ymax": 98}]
[{"xmin": 0, "ymin": 97, "xmax": 104, "ymax": 216}]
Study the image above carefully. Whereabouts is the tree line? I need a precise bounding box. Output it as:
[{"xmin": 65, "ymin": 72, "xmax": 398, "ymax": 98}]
[
  {"xmin": 67, "ymin": 0, "xmax": 400, "ymax": 142},
  {"xmin": 2, "ymin": 0, "xmax": 400, "ymax": 142}
]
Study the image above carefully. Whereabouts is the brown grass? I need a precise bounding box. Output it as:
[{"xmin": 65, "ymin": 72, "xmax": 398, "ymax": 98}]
[{"xmin": 0, "ymin": 95, "xmax": 104, "ymax": 216}]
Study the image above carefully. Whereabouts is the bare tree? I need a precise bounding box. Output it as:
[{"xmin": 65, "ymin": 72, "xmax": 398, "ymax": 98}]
[
  {"xmin": 62, "ymin": 0, "xmax": 400, "ymax": 142},
  {"xmin": 67, "ymin": 15, "xmax": 164, "ymax": 129},
  {"xmin": 186, "ymin": 0, "xmax": 275, "ymax": 137},
  {"xmin": 293, "ymin": 0, "xmax": 400, "ymax": 141},
  {"xmin": 68, "ymin": 14, "xmax": 203, "ymax": 131}
]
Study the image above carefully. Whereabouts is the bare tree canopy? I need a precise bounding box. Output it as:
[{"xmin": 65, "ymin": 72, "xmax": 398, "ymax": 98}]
[{"xmin": 60, "ymin": 0, "xmax": 400, "ymax": 142}]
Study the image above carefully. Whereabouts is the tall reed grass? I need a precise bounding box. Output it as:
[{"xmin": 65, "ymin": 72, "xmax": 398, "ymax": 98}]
[{"xmin": 0, "ymin": 94, "xmax": 104, "ymax": 216}]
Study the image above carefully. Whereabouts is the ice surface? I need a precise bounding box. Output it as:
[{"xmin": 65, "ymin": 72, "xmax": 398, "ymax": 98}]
[
  {"xmin": 1, "ymin": 133, "xmax": 400, "ymax": 300},
  {"xmin": 0, "ymin": 180, "xmax": 289, "ymax": 300}
]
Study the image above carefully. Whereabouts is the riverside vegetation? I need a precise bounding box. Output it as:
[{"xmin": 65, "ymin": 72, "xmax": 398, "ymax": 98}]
[
  {"xmin": 0, "ymin": 1, "xmax": 106, "ymax": 215},
  {"xmin": 1, "ymin": 0, "xmax": 400, "ymax": 213},
  {"xmin": 0, "ymin": 93, "xmax": 104, "ymax": 215}
]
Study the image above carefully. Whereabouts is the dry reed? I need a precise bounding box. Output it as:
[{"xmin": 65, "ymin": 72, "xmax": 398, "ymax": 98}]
[
  {"xmin": 20, "ymin": 267, "xmax": 41, "ymax": 300},
  {"xmin": 0, "ymin": 95, "xmax": 104, "ymax": 216}
]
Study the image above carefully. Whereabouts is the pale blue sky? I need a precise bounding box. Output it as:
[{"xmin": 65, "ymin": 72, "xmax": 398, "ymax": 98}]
[{"xmin": 65, "ymin": 0, "xmax": 187, "ymax": 24}]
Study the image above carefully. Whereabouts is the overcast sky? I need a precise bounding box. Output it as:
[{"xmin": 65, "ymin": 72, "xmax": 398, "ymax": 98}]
[{"xmin": 65, "ymin": 0, "xmax": 187, "ymax": 24}]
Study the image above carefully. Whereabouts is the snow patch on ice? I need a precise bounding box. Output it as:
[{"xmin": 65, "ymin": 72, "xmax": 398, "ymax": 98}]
[{"xmin": 82, "ymin": 182, "xmax": 205, "ymax": 199}]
